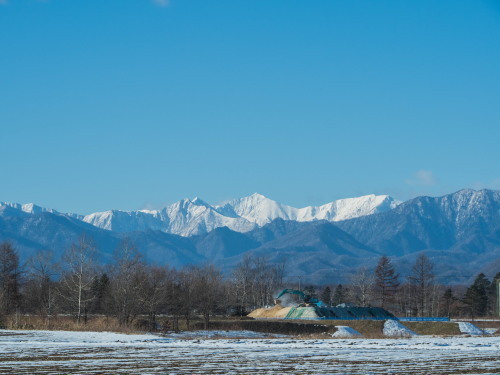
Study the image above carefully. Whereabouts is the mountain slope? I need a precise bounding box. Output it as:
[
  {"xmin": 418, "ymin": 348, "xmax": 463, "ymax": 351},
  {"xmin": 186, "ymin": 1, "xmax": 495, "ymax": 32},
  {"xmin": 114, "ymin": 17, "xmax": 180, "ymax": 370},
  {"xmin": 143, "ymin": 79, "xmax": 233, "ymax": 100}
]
[
  {"xmin": 336, "ymin": 189, "xmax": 500, "ymax": 255},
  {"xmin": 192, "ymin": 226, "xmax": 261, "ymax": 261},
  {"xmin": 335, "ymin": 189, "xmax": 500, "ymax": 282},
  {"xmin": 0, "ymin": 205, "xmax": 119, "ymax": 261},
  {"xmin": 82, "ymin": 193, "xmax": 399, "ymax": 236},
  {"xmin": 1, "ymin": 189, "xmax": 497, "ymax": 284},
  {"xmin": 218, "ymin": 193, "xmax": 400, "ymax": 225},
  {"xmin": 0, "ymin": 204, "xmax": 202, "ymax": 268},
  {"xmin": 83, "ymin": 198, "xmax": 256, "ymax": 236},
  {"xmin": 219, "ymin": 220, "xmax": 381, "ymax": 284}
]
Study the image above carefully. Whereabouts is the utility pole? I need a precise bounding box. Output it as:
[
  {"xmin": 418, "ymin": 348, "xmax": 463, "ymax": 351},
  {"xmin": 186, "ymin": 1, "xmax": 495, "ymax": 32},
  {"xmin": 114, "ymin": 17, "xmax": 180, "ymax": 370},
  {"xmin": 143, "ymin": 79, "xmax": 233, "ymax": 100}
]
[{"xmin": 288, "ymin": 275, "xmax": 303, "ymax": 291}]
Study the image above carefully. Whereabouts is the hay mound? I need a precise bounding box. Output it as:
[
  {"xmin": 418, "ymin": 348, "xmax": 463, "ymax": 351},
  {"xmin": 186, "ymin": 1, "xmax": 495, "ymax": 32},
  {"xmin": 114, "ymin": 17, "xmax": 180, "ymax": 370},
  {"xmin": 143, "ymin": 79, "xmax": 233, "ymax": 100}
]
[
  {"xmin": 275, "ymin": 306, "xmax": 292, "ymax": 318},
  {"xmin": 248, "ymin": 304, "xmax": 288, "ymax": 318}
]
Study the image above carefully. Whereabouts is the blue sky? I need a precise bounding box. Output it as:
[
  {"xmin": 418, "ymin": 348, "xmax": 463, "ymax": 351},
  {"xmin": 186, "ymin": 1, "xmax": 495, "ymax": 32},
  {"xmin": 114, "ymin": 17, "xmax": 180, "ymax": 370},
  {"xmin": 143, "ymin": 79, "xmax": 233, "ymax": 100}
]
[{"xmin": 1, "ymin": 0, "xmax": 499, "ymax": 214}]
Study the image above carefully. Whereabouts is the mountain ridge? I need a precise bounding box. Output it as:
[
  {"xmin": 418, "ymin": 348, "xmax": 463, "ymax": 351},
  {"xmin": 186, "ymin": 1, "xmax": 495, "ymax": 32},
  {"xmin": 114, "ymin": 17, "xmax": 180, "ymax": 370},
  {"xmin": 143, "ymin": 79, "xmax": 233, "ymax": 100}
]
[
  {"xmin": 3, "ymin": 192, "xmax": 401, "ymax": 237},
  {"xmin": 1, "ymin": 189, "xmax": 498, "ymax": 284}
]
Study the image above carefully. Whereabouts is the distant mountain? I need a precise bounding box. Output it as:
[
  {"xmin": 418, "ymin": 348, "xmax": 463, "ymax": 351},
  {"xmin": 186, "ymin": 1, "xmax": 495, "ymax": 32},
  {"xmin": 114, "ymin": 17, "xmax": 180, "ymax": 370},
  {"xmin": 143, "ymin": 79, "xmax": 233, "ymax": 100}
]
[
  {"xmin": 0, "ymin": 204, "xmax": 203, "ymax": 268},
  {"xmin": 82, "ymin": 193, "xmax": 399, "ymax": 236},
  {"xmin": 82, "ymin": 197, "xmax": 256, "ymax": 236},
  {"xmin": 0, "ymin": 189, "xmax": 498, "ymax": 284},
  {"xmin": 220, "ymin": 220, "xmax": 382, "ymax": 284},
  {"xmin": 335, "ymin": 189, "xmax": 500, "ymax": 282},
  {"xmin": 0, "ymin": 202, "xmax": 60, "ymax": 216},
  {"xmin": 218, "ymin": 193, "xmax": 399, "ymax": 226},
  {"xmin": 336, "ymin": 189, "xmax": 500, "ymax": 255},
  {"xmin": 0, "ymin": 204, "xmax": 119, "ymax": 262}
]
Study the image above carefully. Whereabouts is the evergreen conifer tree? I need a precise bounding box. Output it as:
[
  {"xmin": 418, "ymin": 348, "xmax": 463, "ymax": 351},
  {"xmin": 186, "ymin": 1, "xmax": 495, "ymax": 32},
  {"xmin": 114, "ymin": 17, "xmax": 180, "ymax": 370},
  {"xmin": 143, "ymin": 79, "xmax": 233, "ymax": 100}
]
[
  {"xmin": 375, "ymin": 256, "xmax": 399, "ymax": 309},
  {"xmin": 332, "ymin": 284, "xmax": 348, "ymax": 306},
  {"xmin": 463, "ymin": 273, "xmax": 491, "ymax": 318},
  {"xmin": 321, "ymin": 286, "xmax": 332, "ymax": 306}
]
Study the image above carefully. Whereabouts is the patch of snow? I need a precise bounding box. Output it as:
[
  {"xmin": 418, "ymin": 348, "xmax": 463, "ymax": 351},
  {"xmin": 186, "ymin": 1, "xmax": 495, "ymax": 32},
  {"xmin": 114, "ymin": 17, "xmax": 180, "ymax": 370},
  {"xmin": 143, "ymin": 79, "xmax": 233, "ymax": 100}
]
[
  {"xmin": 483, "ymin": 328, "xmax": 498, "ymax": 334},
  {"xmin": 458, "ymin": 322, "xmax": 486, "ymax": 335},
  {"xmin": 332, "ymin": 326, "xmax": 362, "ymax": 338},
  {"xmin": 383, "ymin": 319, "xmax": 417, "ymax": 337},
  {"xmin": 2, "ymin": 330, "xmax": 500, "ymax": 374}
]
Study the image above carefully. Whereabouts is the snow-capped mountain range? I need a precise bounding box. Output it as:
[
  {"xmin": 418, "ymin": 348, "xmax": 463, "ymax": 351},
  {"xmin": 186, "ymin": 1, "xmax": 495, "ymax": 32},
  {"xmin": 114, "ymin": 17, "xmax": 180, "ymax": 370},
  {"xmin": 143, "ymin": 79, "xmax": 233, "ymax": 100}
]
[
  {"xmin": 1, "ymin": 193, "xmax": 399, "ymax": 236},
  {"xmin": 6, "ymin": 193, "xmax": 398, "ymax": 237},
  {"xmin": 0, "ymin": 189, "xmax": 498, "ymax": 283}
]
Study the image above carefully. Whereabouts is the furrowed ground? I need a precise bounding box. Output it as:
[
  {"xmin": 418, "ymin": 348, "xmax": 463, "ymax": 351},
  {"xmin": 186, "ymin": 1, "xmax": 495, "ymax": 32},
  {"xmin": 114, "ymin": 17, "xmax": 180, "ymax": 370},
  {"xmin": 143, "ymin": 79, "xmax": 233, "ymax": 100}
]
[{"xmin": 0, "ymin": 330, "xmax": 499, "ymax": 374}]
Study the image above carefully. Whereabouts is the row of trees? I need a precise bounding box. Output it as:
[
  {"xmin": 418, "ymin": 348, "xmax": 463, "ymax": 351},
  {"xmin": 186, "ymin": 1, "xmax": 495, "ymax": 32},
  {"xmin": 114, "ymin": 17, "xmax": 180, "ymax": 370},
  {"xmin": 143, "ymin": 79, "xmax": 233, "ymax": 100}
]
[
  {"xmin": 0, "ymin": 239, "xmax": 285, "ymax": 329},
  {"xmin": 0, "ymin": 239, "xmax": 498, "ymax": 330},
  {"xmin": 308, "ymin": 255, "xmax": 500, "ymax": 318}
]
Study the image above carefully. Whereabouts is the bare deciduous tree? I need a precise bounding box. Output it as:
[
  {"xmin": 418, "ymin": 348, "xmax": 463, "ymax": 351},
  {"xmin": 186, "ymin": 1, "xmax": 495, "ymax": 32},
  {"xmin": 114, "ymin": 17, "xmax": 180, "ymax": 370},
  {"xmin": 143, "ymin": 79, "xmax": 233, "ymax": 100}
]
[
  {"xmin": 172, "ymin": 267, "xmax": 197, "ymax": 330},
  {"xmin": 408, "ymin": 254, "xmax": 434, "ymax": 316},
  {"xmin": 24, "ymin": 251, "xmax": 58, "ymax": 326},
  {"xmin": 140, "ymin": 266, "xmax": 171, "ymax": 331},
  {"xmin": 349, "ymin": 267, "xmax": 374, "ymax": 307},
  {"xmin": 231, "ymin": 255, "xmax": 286, "ymax": 312},
  {"xmin": 193, "ymin": 264, "xmax": 223, "ymax": 330},
  {"xmin": 0, "ymin": 242, "xmax": 21, "ymax": 321},
  {"xmin": 109, "ymin": 239, "xmax": 145, "ymax": 327},
  {"xmin": 59, "ymin": 236, "xmax": 97, "ymax": 324}
]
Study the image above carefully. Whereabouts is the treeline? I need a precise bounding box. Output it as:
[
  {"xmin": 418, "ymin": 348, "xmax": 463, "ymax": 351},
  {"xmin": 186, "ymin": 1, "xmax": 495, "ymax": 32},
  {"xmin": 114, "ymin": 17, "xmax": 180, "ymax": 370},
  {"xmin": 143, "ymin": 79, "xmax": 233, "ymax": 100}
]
[
  {"xmin": 309, "ymin": 255, "xmax": 500, "ymax": 319},
  {"xmin": 0, "ymin": 239, "xmax": 284, "ymax": 330},
  {"xmin": 0, "ymin": 239, "xmax": 498, "ymax": 332}
]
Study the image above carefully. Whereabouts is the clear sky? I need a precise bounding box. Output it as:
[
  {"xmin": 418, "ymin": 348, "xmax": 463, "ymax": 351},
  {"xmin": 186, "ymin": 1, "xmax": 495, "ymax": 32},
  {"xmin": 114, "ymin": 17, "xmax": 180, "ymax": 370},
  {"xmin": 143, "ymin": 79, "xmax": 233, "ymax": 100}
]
[{"xmin": 1, "ymin": 0, "xmax": 499, "ymax": 214}]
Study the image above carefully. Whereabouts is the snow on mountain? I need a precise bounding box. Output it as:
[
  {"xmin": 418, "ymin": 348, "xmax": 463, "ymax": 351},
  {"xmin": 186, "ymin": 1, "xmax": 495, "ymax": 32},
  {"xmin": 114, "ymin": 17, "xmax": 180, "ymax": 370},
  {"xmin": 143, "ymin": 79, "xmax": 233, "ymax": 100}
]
[
  {"xmin": 336, "ymin": 189, "xmax": 500, "ymax": 256},
  {"xmin": 217, "ymin": 193, "xmax": 297, "ymax": 226},
  {"xmin": 0, "ymin": 202, "xmax": 58, "ymax": 215},
  {"xmin": 161, "ymin": 198, "xmax": 255, "ymax": 236},
  {"xmin": 295, "ymin": 194, "xmax": 400, "ymax": 222},
  {"xmin": 1, "ymin": 189, "xmax": 498, "ymax": 283},
  {"xmin": 83, "ymin": 209, "xmax": 168, "ymax": 233},
  {"xmin": 1, "ymin": 193, "xmax": 400, "ymax": 237},
  {"xmin": 218, "ymin": 193, "xmax": 400, "ymax": 226},
  {"xmin": 83, "ymin": 198, "xmax": 256, "ymax": 237}
]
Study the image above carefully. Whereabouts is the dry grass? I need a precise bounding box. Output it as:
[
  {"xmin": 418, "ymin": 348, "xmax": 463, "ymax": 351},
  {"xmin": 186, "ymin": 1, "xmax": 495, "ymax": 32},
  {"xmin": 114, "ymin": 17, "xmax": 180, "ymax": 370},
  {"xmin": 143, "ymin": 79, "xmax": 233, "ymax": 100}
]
[
  {"xmin": 3, "ymin": 314, "xmax": 489, "ymax": 338},
  {"xmin": 404, "ymin": 321, "xmax": 461, "ymax": 336},
  {"xmin": 2, "ymin": 315, "xmax": 144, "ymax": 334}
]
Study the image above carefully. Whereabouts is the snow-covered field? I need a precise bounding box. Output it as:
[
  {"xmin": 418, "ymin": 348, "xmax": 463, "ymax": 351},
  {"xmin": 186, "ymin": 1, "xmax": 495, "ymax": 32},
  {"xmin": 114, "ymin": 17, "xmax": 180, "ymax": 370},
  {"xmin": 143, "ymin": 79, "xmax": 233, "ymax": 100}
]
[{"xmin": 0, "ymin": 330, "xmax": 499, "ymax": 374}]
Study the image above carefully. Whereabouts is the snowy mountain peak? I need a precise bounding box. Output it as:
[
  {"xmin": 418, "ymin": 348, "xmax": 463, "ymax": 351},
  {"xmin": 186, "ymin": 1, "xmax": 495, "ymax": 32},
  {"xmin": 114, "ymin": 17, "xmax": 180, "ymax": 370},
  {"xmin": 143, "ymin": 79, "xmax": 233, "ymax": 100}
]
[
  {"xmin": 217, "ymin": 193, "xmax": 295, "ymax": 226},
  {"xmin": 191, "ymin": 197, "xmax": 210, "ymax": 207},
  {"xmin": 215, "ymin": 193, "xmax": 401, "ymax": 227},
  {"xmin": 0, "ymin": 201, "xmax": 58, "ymax": 215},
  {"xmin": 249, "ymin": 192, "xmax": 267, "ymax": 199},
  {"xmin": 1, "ymin": 192, "xmax": 402, "ymax": 237}
]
